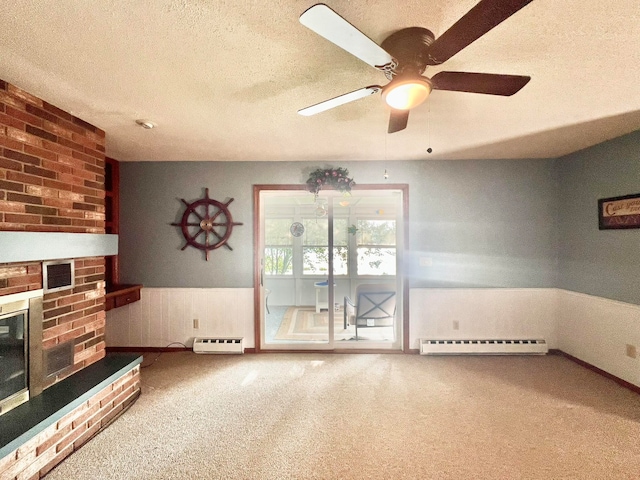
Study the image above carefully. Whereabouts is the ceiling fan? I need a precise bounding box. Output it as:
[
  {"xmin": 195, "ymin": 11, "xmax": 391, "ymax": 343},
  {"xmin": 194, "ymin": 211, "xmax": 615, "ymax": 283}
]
[{"xmin": 298, "ymin": 0, "xmax": 534, "ymax": 133}]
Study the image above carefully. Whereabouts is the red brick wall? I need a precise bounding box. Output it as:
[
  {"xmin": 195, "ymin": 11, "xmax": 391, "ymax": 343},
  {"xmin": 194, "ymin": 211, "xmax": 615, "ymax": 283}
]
[
  {"xmin": 0, "ymin": 80, "xmax": 106, "ymax": 233},
  {"xmin": 41, "ymin": 258, "xmax": 107, "ymax": 387},
  {"xmin": 0, "ymin": 79, "xmax": 108, "ymax": 386},
  {"xmin": 0, "ymin": 261, "xmax": 41, "ymax": 296}
]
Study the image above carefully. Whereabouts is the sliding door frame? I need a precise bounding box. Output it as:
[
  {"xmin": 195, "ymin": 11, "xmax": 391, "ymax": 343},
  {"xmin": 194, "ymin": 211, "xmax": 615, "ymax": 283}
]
[{"xmin": 253, "ymin": 184, "xmax": 410, "ymax": 353}]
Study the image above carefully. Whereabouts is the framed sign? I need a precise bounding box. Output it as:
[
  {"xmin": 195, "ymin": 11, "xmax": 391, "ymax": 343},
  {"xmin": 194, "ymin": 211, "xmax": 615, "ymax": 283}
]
[{"xmin": 598, "ymin": 193, "xmax": 640, "ymax": 230}]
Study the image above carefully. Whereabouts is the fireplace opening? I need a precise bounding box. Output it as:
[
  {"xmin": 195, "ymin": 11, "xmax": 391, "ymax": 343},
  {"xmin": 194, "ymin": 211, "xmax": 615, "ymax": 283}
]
[
  {"xmin": 0, "ymin": 290, "xmax": 44, "ymax": 416},
  {"xmin": 0, "ymin": 299, "xmax": 29, "ymax": 414}
]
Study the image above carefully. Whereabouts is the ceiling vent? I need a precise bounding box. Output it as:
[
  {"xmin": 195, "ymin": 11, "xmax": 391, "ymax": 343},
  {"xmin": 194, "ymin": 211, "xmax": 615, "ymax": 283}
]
[{"xmin": 43, "ymin": 259, "xmax": 75, "ymax": 294}]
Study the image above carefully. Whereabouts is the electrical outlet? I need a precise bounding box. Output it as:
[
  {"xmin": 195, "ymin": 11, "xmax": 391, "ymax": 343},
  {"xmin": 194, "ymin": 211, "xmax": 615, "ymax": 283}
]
[
  {"xmin": 193, "ymin": 318, "xmax": 199, "ymax": 329},
  {"xmin": 625, "ymin": 344, "xmax": 637, "ymax": 359},
  {"xmin": 453, "ymin": 320, "xmax": 459, "ymax": 330}
]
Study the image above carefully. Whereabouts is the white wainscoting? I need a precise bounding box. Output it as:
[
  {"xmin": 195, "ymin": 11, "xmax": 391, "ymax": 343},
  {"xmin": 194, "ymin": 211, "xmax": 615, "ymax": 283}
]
[
  {"xmin": 557, "ymin": 290, "xmax": 640, "ymax": 388},
  {"xmin": 106, "ymin": 288, "xmax": 255, "ymax": 349},
  {"xmin": 409, "ymin": 288, "xmax": 559, "ymax": 350}
]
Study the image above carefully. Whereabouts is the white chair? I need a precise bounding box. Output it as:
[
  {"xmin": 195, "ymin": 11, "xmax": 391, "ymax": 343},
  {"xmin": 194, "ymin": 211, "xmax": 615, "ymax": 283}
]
[{"xmin": 344, "ymin": 284, "xmax": 396, "ymax": 340}]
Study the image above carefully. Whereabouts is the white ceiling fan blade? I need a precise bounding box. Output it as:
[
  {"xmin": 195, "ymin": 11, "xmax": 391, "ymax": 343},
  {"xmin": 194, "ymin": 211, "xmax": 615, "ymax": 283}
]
[
  {"xmin": 299, "ymin": 4, "xmax": 394, "ymax": 70},
  {"xmin": 298, "ymin": 86, "xmax": 381, "ymax": 116}
]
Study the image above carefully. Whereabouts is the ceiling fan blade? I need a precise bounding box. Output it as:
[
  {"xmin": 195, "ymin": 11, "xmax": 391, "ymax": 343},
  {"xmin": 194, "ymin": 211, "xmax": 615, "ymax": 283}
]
[
  {"xmin": 300, "ymin": 4, "xmax": 395, "ymax": 70},
  {"xmin": 426, "ymin": 0, "xmax": 534, "ymax": 65},
  {"xmin": 298, "ymin": 86, "xmax": 381, "ymax": 116},
  {"xmin": 431, "ymin": 71, "xmax": 530, "ymax": 96},
  {"xmin": 388, "ymin": 109, "xmax": 410, "ymax": 134}
]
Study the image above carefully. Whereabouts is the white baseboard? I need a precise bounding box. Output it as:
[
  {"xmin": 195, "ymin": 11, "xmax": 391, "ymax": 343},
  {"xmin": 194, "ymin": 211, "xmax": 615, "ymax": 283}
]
[{"xmin": 409, "ymin": 288, "xmax": 558, "ymax": 350}]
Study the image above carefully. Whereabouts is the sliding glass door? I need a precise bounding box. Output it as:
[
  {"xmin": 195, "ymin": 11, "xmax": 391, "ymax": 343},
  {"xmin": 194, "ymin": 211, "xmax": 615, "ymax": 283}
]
[{"xmin": 256, "ymin": 187, "xmax": 405, "ymax": 351}]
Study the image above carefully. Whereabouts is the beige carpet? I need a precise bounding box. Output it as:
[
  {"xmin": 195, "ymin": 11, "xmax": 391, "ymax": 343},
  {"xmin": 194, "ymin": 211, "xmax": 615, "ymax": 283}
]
[{"xmin": 46, "ymin": 353, "xmax": 640, "ymax": 479}]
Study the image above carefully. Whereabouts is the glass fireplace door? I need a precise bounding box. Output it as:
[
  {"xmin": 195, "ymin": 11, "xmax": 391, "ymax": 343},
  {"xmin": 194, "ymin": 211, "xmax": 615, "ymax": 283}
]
[{"xmin": 0, "ymin": 309, "xmax": 28, "ymax": 413}]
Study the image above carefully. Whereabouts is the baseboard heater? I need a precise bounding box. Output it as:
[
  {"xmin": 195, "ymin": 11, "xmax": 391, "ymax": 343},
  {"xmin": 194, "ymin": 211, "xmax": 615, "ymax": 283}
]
[
  {"xmin": 420, "ymin": 339, "xmax": 548, "ymax": 355},
  {"xmin": 193, "ymin": 337, "xmax": 244, "ymax": 354}
]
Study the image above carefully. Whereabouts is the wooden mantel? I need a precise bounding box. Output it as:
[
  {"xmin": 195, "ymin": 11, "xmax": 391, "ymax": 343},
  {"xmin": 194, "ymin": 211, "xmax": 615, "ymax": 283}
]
[{"xmin": 105, "ymin": 284, "xmax": 143, "ymax": 311}]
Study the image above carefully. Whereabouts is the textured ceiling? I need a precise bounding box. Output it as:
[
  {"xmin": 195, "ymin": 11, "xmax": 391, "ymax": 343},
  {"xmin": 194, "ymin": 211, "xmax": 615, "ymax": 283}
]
[{"xmin": 1, "ymin": 0, "xmax": 639, "ymax": 162}]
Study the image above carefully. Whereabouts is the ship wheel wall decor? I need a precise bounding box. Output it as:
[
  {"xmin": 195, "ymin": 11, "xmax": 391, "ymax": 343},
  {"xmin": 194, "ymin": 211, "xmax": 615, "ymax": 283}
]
[{"xmin": 171, "ymin": 188, "xmax": 243, "ymax": 261}]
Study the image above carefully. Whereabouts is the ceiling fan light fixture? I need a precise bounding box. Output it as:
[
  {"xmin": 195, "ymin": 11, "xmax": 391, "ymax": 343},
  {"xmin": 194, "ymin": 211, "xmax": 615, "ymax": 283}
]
[{"xmin": 382, "ymin": 77, "xmax": 432, "ymax": 110}]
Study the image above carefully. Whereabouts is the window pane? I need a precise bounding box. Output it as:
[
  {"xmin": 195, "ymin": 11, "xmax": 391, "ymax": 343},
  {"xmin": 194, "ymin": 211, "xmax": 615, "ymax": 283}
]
[
  {"xmin": 357, "ymin": 247, "xmax": 396, "ymax": 275},
  {"xmin": 303, "ymin": 247, "xmax": 348, "ymax": 275},
  {"xmin": 265, "ymin": 218, "xmax": 293, "ymax": 245},
  {"xmin": 357, "ymin": 220, "xmax": 396, "ymax": 246},
  {"xmin": 303, "ymin": 246, "xmax": 327, "ymax": 275},
  {"xmin": 334, "ymin": 247, "xmax": 348, "ymax": 275},
  {"xmin": 333, "ymin": 218, "xmax": 348, "ymax": 246},
  {"xmin": 264, "ymin": 247, "xmax": 293, "ymax": 275},
  {"xmin": 302, "ymin": 218, "xmax": 326, "ymax": 245},
  {"xmin": 302, "ymin": 218, "xmax": 348, "ymax": 245}
]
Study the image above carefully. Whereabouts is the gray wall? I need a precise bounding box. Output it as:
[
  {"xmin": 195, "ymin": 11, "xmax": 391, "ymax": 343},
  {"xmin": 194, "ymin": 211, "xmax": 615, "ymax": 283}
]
[
  {"xmin": 558, "ymin": 130, "xmax": 640, "ymax": 305},
  {"xmin": 406, "ymin": 159, "xmax": 558, "ymax": 288},
  {"xmin": 118, "ymin": 159, "xmax": 559, "ymax": 289}
]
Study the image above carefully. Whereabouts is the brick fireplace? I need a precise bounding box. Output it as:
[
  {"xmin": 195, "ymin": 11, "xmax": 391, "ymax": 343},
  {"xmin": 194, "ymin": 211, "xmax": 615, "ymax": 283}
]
[
  {"xmin": 1, "ymin": 79, "xmax": 108, "ymax": 387},
  {"xmin": 1, "ymin": 79, "xmax": 141, "ymax": 478}
]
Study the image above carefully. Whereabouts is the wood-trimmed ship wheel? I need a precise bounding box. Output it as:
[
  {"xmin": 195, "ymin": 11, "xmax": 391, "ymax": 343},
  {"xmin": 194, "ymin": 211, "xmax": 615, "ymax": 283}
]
[{"xmin": 171, "ymin": 188, "xmax": 243, "ymax": 261}]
